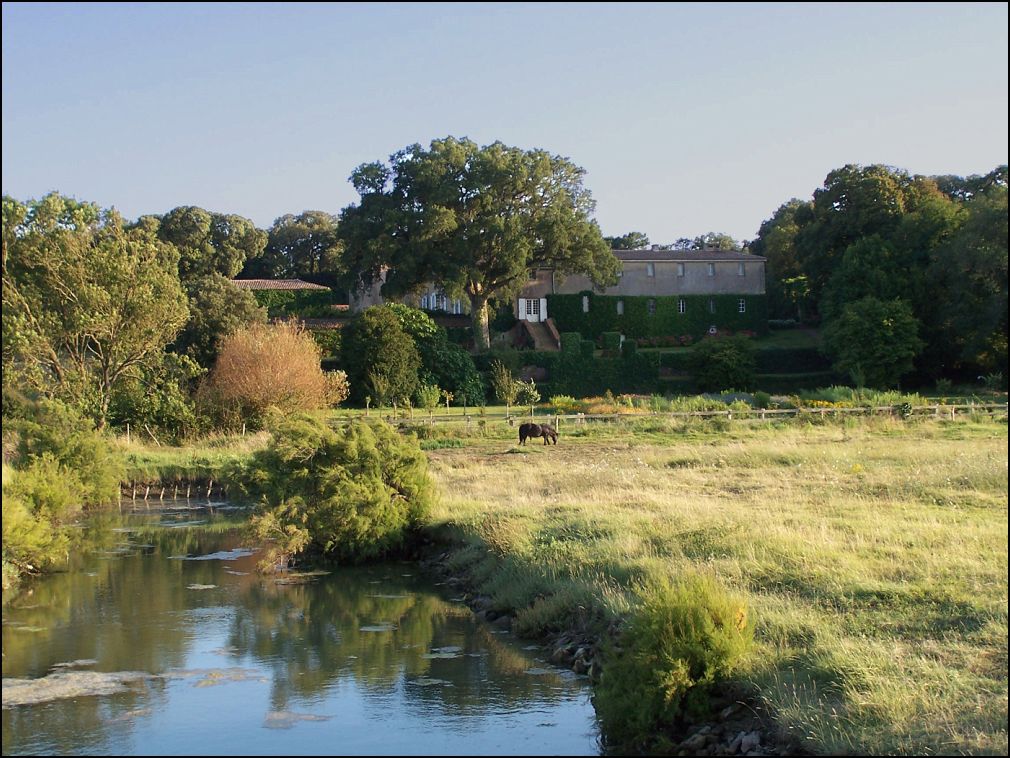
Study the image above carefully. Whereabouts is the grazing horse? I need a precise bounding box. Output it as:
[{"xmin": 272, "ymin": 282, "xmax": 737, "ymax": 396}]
[{"xmin": 518, "ymin": 422, "xmax": 558, "ymax": 446}]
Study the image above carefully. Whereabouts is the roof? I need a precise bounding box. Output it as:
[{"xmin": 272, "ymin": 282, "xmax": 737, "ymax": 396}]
[
  {"xmin": 614, "ymin": 249, "xmax": 765, "ymax": 262},
  {"xmin": 231, "ymin": 279, "xmax": 330, "ymax": 291}
]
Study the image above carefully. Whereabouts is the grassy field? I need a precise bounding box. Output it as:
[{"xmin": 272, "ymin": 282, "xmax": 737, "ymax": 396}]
[{"xmin": 422, "ymin": 414, "xmax": 1008, "ymax": 755}]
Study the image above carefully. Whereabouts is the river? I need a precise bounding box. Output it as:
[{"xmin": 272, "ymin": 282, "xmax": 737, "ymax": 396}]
[{"xmin": 1, "ymin": 500, "xmax": 600, "ymax": 755}]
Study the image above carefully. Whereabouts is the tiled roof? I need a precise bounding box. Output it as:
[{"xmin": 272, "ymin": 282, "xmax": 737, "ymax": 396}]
[
  {"xmin": 230, "ymin": 279, "xmax": 330, "ymax": 290},
  {"xmin": 614, "ymin": 249, "xmax": 765, "ymax": 262}
]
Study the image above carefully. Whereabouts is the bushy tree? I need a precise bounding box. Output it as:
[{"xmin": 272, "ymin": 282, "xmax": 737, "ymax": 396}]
[
  {"xmin": 341, "ymin": 306, "xmax": 421, "ymax": 405},
  {"xmin": 489, "ymin": 359, "xmax": 521, "ymax": 414},
  {"xmin": 207, "ymin": 321, "xmax": 345, "ymax": 424},
  {"xmin": 172, "ymin": 273, "xmax": 267, "ymax": 368},
  {"xmin": 244, "ymin": 211, "xmax": 344, "ymax": 284},
  {"xmin": 150, "ymin": 205, "xmax": 267, "ymax": 280},
  {"xmin": 245, "ymin": 415, "xmax": 434, "ymax": 568},
  {"xmin": 688, "ymin": 335, "xmax": 756, "ymax": 392},
  {"xmin": 3, "ymin": 194, "xmax": 189, "ymax": 428},
  {"xmin": 822, "ymin": 297, "xmax": 924, "ymax": 388},
  {"xmin": 386, "ymin": 303, "xmax": 485, "ymax": 406}
]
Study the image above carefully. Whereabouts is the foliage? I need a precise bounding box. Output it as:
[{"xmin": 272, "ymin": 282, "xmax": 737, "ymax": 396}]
[
  {"xmin": 928, "ymin": 184, "xmax": 1008, "ymax": 372},
  {"xmin": 3, "ymin": 193, "xmax": 189, "ymax": 428},
  {"xmin": 687, "ymin": 335, "xmax": 757, "ymax": 392},
  {"xmin": 547, "ymin": 292, "xmax": 768, "ymax": 340},
  {"xmin": 7, "ymin": 397, "xmax": 123, "ymax": 506},
  {"xmin": 244, "ymin": 415, "xmax": 434, "ymax": 567},
  {"xmin": 338, "ymin": 136, "xmax": 620, "ymax": 349},
  {"xmin": 489, "ymin": 360, "xmax": 521, "ymax": 412},
  {"xmin": 340, "ymin": 306, "xmax": 421, "ymax": 405},
  {"xmin": 172, "ymin": 273, "xmax": 267, "ymax": 368},
  {"xmin": 593, "ymin": 574, "xmax": 754, "ymax": 751},
  {"xmin": 2, "ymin": 397, "xmax": 124, "ymax": 587},
  {"xmin": 415, "ymin": 382, "xmax": 442, "ymax": 416},
  {"xmin": 310, "ymin": 329, "xmax": 342, "ymax": 358},
  {"xmin": 822, "ymin": 297, "xmax": 924, "ymax": 389},
  {"xmin": 604, "ymin": 231, "xmax": 650, "ymax": 250},
  {"xmin": 150, "ymin": 205, "xmax": 267, "ymax": 280},
  {"xmin": 516, "ymin": 378, "xmax": 540, "ymax": 411},
  {"xmin": 206, "ymin": 321, "xmax": 344, "ymax": 426},
  {"xmin": 387, "ymin": 303, "xmax": 486, "ymax": 406},
  {"xmin": 107, "ymin": 352, "xmax": 204, "ymax": 442},
  {"xmin": 249, "ymin": 288, "xmax": 343, "ymax": 318},
  {"xmin": 244, "ymin": 210, "xmax": 343, "ymax": 284}
]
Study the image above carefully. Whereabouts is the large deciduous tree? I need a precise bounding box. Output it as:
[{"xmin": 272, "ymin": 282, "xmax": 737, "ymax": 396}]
[
  {"xmin": 338, "ymin": 137, "xmax": 620, "ymax": 351},
  {"xmin": 3, "ymin": 193, "xmax": 189, "ymax": 427},
  {"xmin": 243, "ymin": 211, "xmax": 344, "ymax": 283},
  {"xmin": 149, "ymin": 205, "xmax": 267, "ymax": 280}
]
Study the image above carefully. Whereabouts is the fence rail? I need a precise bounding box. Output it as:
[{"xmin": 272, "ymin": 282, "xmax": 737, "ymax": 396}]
[{"xmin": 367, "ymin": 402, "xmax": 1008, "ymax": 427}]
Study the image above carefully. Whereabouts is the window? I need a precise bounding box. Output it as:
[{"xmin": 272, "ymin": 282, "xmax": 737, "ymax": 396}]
[
  {"xmin": 421, "ymin": 295, "xmax": 429, "ymax": 309},
  {"xmin": 707, "ymin": 262, "xmax": 715, "ymax": 277},
  {"xmin": 708, "ymin": 298, "xmax": 716, "ymax": 314},
  {"xmin": 582, "ymin": 295, "xmax": 589, "ymax": 313},
  {"xmin": 678, "ymin": 298, "xmax": 686, "ymax": 314},
  {"xmin": 453, "ymin": 299, "xmax": 462, "ymax": 315},
  {"xmin": 738, "ymin": 299, "xmax": 746, "ymax": 313},
  {"xmin": 527, "ymin": 298, "xmax": 540, "ymax": 317},
  {"xmin": 737, "ymin": 262, "xmax": 745, "ymax": 277},
  {"xmin": 646, "ymin": 262, "xmax": 655, "ymax": 277},
  {"xmin": 647, "ymin": 299, "xmax": 656, "ymax": 315},
  {"xmin": 676, "ymin": 262, "xmax": 685, "ymax": 277},
  {"xmin": 616, "ymin": 299, "xmax": 624, "ymax": 315}
]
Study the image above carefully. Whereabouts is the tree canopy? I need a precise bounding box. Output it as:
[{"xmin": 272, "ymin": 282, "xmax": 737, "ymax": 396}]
[
  {"xmin": 148, "ymin": 205, "xmax": 267, "ymax": 280},
  {"xmin": 242, "ymin": 210, "xmax": 344, "ymax": 285},
  {"xmin": 3, "ymin": 193, "xmax": 189, "ymax": 427},
  {"xmin": 338, "ymin": 136, "xmax": 620, "ymax": 350}
]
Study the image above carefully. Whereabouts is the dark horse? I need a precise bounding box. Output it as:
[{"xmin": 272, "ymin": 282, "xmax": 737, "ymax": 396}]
[{"xmin": 518, "ymin": 422, "xmax": 558, "ymax": 446}]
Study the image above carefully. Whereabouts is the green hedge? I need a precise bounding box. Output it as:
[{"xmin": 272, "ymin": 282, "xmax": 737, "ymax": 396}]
[{"xmin": 547, "ymin": 292, "xmax": 768, "ymax": 339}]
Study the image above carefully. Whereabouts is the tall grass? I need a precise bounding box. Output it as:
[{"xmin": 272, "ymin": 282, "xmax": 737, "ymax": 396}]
[{"xmin": 424, "ymin": 416, "xmax": 1008, "ymax": 755}]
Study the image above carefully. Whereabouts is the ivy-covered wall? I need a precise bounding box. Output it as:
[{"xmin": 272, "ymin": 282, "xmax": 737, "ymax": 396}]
[
  {"xmin": 252, "ymin": 289, "xmax": 342, "ymax": 318},
  {"xmin": 547, "ymin": 292, "xmax": 768, "ymax": 339}
]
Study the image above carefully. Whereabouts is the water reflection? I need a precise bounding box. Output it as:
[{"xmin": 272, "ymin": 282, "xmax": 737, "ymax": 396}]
[{"xmin": 2, "ymin": 501, "xmax": 599, "ymax": 756}]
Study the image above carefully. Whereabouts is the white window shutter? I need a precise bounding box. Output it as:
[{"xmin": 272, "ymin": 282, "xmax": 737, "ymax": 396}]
[
  {"xmin": 518, "ymin": 298, "xmax": 526, "ymax": 320},
  {"xmin": 539, "ymin": 298, "xmax": 547, "ymax": 321}
]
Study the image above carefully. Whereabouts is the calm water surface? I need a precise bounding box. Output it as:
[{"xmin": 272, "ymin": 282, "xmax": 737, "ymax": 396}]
[{"xmin": 2, "ymin": 501, "xmax": 600, "ymax": 755}]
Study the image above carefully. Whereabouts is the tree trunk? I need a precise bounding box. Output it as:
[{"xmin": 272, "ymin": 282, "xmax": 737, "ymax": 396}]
[{"xmin": 469, "ymin": 294, "xmax": 491, "ymax": 352}]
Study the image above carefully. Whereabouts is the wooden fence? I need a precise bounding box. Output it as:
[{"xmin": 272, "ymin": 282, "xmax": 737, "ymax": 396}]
[{"xmin": 375, "ymin": 402, "xmax": 1009, "ymax": 428}]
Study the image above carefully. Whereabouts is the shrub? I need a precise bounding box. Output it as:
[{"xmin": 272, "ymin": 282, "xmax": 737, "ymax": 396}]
[
  {"xmin": 244, "ymin": 415, "xmax": 434, "ymax": 568},
  {"xmin": 688, "ymin": 335, "xmax": 757, "ymax": 392},
  {"xmin": 207, "ymin": 321, "xmax": 343, "ymax": 424},
  {"xmin": 549, "ymin": 395, "xmax": 583, "ymax": 414},
  {"xmin": 594, "ymin": 574, "xmax": 753, "ymax": 751},
  {"xmin": 11, "ymin": 397, "xmax": 122, "ymax": 506}
]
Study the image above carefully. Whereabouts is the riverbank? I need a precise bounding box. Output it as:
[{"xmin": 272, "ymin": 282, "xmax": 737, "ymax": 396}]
[{"xmin": 66, "ymin": 412, "xmax": 1010, "ymax": 755}]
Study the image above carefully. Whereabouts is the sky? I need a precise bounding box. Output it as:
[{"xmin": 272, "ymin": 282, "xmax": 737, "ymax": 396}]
[{"xmin": 3, "ymin": 2, "xmax": 1007, "ymax": 244}]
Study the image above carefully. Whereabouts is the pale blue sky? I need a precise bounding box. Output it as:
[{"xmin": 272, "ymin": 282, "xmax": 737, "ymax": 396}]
[{"xmin": 3, "ymin": 2, "xmax": 1007, "ymax": 243}]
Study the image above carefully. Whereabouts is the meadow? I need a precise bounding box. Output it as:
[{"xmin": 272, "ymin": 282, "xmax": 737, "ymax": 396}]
[{"xmin": 422, "ymin": 414, "xmax": 1008, "ymax": 755}]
